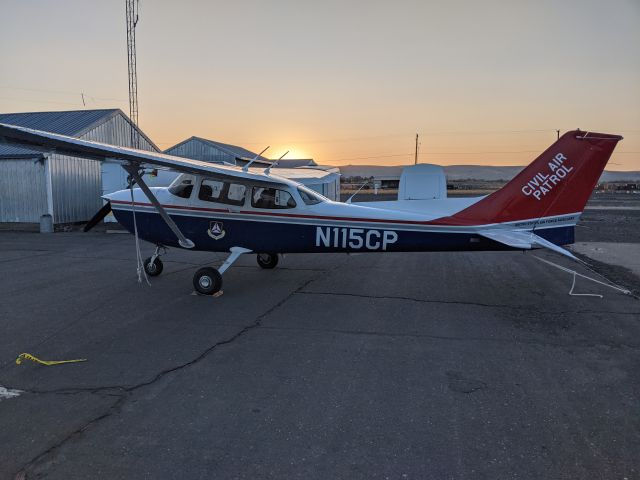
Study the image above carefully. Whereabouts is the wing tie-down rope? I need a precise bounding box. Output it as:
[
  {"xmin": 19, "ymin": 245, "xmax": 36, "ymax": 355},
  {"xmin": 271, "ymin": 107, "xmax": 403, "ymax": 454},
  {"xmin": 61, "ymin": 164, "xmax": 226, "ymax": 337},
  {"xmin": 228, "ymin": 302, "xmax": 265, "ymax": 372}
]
[
  {"xmin": 16, "ymin": 353, "xmax": 87, "ymax": 366},
  {"xmin": 129, "ymin": 172, "xmax": 150, "ymax": 286},
  {"xmin": 533, "ymin": 255, "xmax": 631, "ymax": 297}
]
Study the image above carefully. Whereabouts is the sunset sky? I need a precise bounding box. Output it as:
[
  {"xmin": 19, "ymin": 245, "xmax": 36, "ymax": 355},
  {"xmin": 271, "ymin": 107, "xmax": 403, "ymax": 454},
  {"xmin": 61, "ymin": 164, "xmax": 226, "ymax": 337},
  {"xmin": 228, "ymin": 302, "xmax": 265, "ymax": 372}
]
[{"xmin": 1, "ymin": 0, "xmax": 639, "ymax": 170}]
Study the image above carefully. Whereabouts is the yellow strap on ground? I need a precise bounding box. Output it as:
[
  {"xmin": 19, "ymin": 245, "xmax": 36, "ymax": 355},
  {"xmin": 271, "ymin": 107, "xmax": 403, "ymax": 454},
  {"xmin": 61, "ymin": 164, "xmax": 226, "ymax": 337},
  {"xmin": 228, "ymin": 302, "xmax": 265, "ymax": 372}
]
[{"xmin": 15, "ymin": 353, "xmax": 87, "ymax": 366}]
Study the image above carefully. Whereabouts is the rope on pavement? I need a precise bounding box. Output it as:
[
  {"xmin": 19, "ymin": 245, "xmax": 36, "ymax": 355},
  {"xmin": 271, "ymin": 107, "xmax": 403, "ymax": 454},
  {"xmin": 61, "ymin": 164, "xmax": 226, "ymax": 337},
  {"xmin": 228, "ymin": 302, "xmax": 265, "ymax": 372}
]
[{"xmin": 15, "ymin": 353, "xmax": 87, "ymax": 367}]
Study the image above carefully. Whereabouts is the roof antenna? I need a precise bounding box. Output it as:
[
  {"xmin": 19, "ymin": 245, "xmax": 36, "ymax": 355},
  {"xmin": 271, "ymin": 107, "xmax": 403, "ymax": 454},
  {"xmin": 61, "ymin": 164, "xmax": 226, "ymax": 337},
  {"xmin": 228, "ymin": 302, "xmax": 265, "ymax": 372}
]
[
  {"xmin": 265, "ymin": 150, "xmax": 289, "ymax": 175},
  {"xmin": 242, "ymin": 146, "xmax": 270, "ymax": 172},
  {"xmin": 346, "ymin": 180, "xmax": 370, "ymax": 204}
]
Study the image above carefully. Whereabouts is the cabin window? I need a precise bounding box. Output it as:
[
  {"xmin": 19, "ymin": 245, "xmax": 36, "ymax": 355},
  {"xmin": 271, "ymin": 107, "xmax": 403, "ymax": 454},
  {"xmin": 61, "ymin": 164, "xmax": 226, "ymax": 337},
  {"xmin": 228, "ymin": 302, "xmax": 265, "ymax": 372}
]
[
  {"xmin": 168, "ymin": 177, "xmax": 194, "ymax": 199},
  {"xmin": 251, "ymin": 187, "xmax": 297, "ymax": 209},
  {"xmin": 199, "ymin": 179, "xmax": 246, "ymax": 206},
  {"xmin": 298, "ymin": 186, "xmax": 326, "ymax": 205}
]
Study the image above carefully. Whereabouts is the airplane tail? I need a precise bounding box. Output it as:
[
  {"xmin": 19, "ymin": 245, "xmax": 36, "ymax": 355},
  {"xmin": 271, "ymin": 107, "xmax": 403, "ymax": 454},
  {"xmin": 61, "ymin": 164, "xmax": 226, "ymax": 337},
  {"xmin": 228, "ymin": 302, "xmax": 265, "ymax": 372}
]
[{"xmin": 436, "ymin": 130, "xmax": 622, "ymax": 227}]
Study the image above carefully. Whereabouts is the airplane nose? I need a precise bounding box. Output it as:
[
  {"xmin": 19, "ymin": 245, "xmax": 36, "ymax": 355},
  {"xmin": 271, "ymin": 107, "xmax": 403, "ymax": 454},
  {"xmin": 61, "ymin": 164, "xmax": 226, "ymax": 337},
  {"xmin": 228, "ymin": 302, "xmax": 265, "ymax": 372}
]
[{"xmin": 102, "ymin": 189, "xmax": 132, "ymax": 202}]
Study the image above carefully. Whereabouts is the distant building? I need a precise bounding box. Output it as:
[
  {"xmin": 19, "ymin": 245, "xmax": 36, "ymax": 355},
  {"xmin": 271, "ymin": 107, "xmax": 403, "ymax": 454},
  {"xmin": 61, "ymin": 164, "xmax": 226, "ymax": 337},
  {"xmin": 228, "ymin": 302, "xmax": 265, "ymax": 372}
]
[
  {"xmin": 373, "ymin": 175, "xmax": 401, "ymax": 189},
  {"xmin": 164, "ymin": 136, "xmax": 271, "ymax": 167},
  {"xmin": 596, "ymin": 182, "xmax": 639, "ymax": 192},
  {"xmin": 0, "ymin": 109, "xmax": 158, "ymax": 227}
]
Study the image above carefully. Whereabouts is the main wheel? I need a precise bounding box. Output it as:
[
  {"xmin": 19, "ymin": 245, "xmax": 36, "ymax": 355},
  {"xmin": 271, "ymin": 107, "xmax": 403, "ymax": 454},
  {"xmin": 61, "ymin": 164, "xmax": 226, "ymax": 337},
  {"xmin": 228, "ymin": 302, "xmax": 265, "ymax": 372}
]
[
  {"xmin": 143, "ymin": 256, "xmax": 163, "ymax": 276},
  {"xmin": 193, "ymin": 267, "xmax": 223, "ymax": 295},
  {"xmin": 257, "ymin": 253, "xmax": 278, "ymax": 269}
]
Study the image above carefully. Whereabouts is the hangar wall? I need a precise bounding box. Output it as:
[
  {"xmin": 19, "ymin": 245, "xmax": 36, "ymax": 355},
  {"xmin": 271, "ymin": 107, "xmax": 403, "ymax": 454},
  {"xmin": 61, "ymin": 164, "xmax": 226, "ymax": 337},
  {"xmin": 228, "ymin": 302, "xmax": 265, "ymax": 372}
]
[
  {"xmin": 0, "ymin": 109, "xmax": 158, "ymax": 225},
  {"xmin": 49, "ymin": 154, "xmax": 102, "ymax": 224},
  {"xmin": 0, "ymin": 159, "xmax": 48, "ymax": 223}
]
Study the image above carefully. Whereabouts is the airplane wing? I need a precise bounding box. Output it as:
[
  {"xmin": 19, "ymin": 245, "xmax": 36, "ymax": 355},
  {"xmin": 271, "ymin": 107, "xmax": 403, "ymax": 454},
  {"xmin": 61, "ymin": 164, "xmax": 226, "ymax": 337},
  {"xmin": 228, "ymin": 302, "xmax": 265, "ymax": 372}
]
[
  {"xmin": 0, "ymin": 122, "xmax": 282, "ymax": 186},
  {"xmin": 0, "ymin": 122, "xmax": 289, "ymax": 249},
  {"xmin": 479, "ymin": 229, "xmax": 577, "ymax": 260}
]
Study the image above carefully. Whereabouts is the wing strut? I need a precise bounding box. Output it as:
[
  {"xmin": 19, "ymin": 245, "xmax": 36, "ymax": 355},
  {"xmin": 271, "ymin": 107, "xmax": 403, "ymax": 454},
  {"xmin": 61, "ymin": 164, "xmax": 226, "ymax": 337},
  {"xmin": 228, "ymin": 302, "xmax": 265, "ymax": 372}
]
[{"xmin": 123, "ymin": 165, "xmax": 195, "ymax": 249}]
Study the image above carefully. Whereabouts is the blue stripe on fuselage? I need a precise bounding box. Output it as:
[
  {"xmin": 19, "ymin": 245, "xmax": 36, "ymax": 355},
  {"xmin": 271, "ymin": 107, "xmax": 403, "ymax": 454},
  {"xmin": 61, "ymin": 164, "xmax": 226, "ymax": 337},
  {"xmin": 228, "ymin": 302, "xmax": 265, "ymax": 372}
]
[{"xmin": 112, "ymin": 208, "xmax": 575, "ymax": 253}]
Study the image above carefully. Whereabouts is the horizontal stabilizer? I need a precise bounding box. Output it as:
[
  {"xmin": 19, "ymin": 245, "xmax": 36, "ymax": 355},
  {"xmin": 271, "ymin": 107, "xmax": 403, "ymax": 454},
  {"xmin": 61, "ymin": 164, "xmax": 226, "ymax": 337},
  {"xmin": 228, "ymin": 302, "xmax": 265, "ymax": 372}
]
[{"xmin": 479, "ymin": 230, "xmax": 577, "ymax": 260}]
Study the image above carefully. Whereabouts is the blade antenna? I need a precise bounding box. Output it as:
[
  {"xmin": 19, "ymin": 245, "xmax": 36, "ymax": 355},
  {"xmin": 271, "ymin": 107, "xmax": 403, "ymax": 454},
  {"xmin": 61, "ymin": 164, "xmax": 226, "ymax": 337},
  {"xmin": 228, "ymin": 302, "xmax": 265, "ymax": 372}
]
[
  {"xmin": 265, "ymin": 150, "xmax": 289, "ymax": 175},
  {"xmin": 242, "ymin": 146, "xmax": 270, "ymax": 172},
  {"xmin": 346, "ymin": 180, "xmax": 370, "ymax": 204}
]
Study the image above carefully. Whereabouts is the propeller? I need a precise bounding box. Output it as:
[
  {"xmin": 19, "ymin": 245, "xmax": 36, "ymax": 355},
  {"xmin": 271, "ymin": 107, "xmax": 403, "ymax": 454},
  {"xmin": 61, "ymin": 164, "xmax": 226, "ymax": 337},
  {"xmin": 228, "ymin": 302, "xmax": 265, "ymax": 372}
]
[{"xmin": 83, "ymin": 202, "xmax": 112, "ymax": 232}]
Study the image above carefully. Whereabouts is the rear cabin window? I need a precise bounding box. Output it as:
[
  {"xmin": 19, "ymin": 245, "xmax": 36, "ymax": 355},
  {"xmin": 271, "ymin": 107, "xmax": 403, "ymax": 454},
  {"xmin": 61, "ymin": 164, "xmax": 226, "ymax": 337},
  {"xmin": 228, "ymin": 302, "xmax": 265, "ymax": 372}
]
[
  {"xmin": 251, "ymin": 187, "xmax": 297, "ymax": 209},
  {"xmin": 199, "ymin": 179, "xmax": 246, "ymax": 206},
  {"xmin": 168, "ymin": 177, "xmax": 194, "ymax": 199}
]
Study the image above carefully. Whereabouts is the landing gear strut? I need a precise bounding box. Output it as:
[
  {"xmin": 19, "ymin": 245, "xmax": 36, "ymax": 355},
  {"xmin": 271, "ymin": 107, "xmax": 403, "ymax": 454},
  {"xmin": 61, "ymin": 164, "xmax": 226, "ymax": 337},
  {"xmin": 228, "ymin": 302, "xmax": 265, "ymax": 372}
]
[
  {"xmin": 144, "ymin": 245, "xmax": 166, "ymax": 277},
  {"xmin": 193, "ymin": 247, "xmax": 252, "ymax": 295},
  {"xmin": 257, "ymin": 253, "xmax": 278, "ymax": 269}
]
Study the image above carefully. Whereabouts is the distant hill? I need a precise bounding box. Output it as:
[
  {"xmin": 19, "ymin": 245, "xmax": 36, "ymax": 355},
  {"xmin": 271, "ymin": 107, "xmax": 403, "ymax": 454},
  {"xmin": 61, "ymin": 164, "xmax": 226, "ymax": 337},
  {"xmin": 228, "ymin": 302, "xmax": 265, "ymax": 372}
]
[{"xmin": 338, "ymin": 164, "xmax": 640, "ymax": 182}]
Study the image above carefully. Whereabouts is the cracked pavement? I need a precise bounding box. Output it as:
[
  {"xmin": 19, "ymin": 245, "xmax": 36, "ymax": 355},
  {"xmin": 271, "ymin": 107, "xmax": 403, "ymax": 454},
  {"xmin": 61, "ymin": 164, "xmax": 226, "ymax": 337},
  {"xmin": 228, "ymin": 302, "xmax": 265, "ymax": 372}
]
[{"xmin": 0, "ymin": 231, "xmax": 639, "ymax": 479}]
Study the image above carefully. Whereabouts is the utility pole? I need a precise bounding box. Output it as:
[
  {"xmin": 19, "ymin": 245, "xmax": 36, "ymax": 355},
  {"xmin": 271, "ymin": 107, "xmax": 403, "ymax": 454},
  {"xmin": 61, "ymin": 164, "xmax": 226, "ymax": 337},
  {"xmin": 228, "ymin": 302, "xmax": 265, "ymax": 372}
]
[
  {"xmin": 414, "ymin": 133, "xmax": 419, "ymax": 165},
  {"xmin": 126, "ymin": 0, "xmax": 140, "ymax": 148}
]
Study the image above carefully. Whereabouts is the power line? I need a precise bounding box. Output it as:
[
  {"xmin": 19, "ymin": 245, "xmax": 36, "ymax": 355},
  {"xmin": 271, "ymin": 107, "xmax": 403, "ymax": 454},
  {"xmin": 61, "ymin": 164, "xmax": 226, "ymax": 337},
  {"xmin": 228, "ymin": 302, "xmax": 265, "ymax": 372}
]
[
  {"xmin": 0, "ymin": 85, "xmax": 127, "ymax": 102},
  {"xmin": 229, "ymin": 129, "xmax": 561, "ymax": 146},
  {"xmin": 0, "ymin": 96, "xmax": 90, "ymax": 107}
]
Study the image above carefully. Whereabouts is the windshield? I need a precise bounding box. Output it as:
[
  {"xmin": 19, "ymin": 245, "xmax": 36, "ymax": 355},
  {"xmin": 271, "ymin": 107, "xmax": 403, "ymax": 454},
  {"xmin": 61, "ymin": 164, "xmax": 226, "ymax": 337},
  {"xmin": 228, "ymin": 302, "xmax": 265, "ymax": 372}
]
[
  {"xmin": 298, "ymin": 186, "xmax": 328, "ymax": 205},
  {"xmin": 168, "ymin": 175, "xmax": 195, "ymax": 199}
]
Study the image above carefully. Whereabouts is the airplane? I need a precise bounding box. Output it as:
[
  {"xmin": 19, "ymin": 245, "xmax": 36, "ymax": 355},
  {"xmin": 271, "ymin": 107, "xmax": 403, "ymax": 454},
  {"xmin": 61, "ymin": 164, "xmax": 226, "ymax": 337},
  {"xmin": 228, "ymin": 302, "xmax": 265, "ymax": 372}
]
[{"xmin": 0, "ymin": 122, "xmax": 623, "ymax": 295}]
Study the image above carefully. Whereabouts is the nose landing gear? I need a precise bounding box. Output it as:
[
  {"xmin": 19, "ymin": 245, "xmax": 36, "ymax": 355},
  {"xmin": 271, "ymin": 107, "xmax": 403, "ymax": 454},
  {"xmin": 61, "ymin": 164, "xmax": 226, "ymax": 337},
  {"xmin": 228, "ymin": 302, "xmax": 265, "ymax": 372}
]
[{"xmin": 144, "ymin": 245, "xmax": 166, "ymax": 277}]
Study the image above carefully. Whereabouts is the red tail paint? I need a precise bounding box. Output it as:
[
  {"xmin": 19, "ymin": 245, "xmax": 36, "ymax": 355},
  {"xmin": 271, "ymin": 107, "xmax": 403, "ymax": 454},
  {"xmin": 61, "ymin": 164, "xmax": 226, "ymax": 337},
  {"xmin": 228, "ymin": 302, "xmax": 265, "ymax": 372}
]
[{"xmin": 433, "ymin": 130, "xmax": 622, "ymax": 226}]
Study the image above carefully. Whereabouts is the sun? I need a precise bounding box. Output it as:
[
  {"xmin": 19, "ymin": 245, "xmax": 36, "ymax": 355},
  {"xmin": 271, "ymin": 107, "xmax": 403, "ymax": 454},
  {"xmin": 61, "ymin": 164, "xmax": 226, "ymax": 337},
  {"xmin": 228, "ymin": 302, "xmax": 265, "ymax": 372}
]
[{"xmin": 272, "ymin": 147, "xmax": 311, "ymax": 160}]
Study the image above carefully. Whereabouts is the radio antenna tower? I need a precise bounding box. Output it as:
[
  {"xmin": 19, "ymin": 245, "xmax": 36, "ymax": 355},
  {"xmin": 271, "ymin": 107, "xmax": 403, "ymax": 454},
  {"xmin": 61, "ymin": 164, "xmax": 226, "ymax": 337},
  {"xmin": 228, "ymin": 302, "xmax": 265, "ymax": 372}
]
[{"xmin": 125, "ymin": 0, "xmax": 140, "ymax": 148}]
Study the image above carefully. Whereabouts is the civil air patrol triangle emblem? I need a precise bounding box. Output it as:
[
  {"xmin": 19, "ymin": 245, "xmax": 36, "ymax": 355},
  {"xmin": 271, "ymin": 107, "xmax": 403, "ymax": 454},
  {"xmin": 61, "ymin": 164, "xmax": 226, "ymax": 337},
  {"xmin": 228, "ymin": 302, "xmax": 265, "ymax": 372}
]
[{"xmin": 207, "ymin": 221, "xmax": 226, "ymax": 240}]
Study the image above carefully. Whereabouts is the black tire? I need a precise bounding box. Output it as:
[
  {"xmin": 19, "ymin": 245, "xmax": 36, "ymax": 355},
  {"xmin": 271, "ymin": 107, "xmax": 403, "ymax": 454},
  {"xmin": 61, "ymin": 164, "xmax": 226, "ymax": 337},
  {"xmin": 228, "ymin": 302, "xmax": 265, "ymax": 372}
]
[
  {"xmin": 257, "ymin": 253, "xmax": 279, "ymax": 269},
  {"xmin": 143, "ymin": 256, "xmax": 163, "ymax": 276},
  {"xmin": 193, "ymin": 267, "xmax": 223, "ymax": 295}
]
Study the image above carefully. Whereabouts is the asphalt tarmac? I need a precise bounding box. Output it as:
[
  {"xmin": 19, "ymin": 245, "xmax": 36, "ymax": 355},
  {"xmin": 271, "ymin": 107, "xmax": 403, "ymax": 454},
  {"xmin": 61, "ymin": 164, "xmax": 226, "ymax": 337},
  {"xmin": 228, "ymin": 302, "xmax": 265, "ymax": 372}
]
[{"xmin": 0, "ymin": 230, "xmax": 639, "ymax": 479}]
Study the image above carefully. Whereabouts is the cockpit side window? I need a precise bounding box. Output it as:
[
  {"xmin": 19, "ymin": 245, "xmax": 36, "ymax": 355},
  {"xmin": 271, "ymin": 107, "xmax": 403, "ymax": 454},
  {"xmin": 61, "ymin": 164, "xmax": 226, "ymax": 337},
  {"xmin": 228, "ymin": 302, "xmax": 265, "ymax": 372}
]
[
  {"xmin": 251, "ymin": 187, "xmax": 297, "ymax": 209},
  {"xmin": 198, "ymin": 179, "xmax": 246, "ymax": 206},
  {"xmin": 168, "ymin": 176, "xmax": 194, "ymax": 199}
]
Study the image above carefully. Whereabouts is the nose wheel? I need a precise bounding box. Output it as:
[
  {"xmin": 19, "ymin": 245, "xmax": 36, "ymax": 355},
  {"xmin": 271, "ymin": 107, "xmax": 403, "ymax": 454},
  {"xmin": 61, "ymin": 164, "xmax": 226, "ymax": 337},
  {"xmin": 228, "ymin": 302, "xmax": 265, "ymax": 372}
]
[{"xmin": 144, "ymin": 245, "xmax": 166, "ymax": 277}]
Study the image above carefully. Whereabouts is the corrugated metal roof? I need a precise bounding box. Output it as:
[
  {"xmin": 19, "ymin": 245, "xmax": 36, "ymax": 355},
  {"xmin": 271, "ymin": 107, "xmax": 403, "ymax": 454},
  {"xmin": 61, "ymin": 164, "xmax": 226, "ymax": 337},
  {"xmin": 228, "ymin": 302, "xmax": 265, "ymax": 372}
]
[
  {"xmin": 0, "ymin": 143, "xmax": 44, "ymax": 158},
  {"xmin": 0, "ymin": 109, "xmax": 159, "ymax": 158},
  {"xmin": 0, "ymin": 109, "xmax": 120, "ymax": 136},
  {"xmin": 166, "ymin": 136, "xmax": 270, "ymax": 162}
]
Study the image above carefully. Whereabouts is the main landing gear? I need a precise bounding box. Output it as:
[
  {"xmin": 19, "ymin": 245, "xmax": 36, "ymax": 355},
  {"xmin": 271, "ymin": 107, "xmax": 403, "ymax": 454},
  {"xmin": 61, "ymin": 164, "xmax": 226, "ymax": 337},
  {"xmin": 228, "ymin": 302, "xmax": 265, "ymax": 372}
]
[
  {"xmin": 192, "ymin": 247, "xmax": 253, "ymax": 295},
  {"xmin": 256, "ymin": 253, "xmax": 279, "ymax": 269},
  {"xmin": 144, "ymin": 246, "xmax": 280, "ymax": 295}
]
